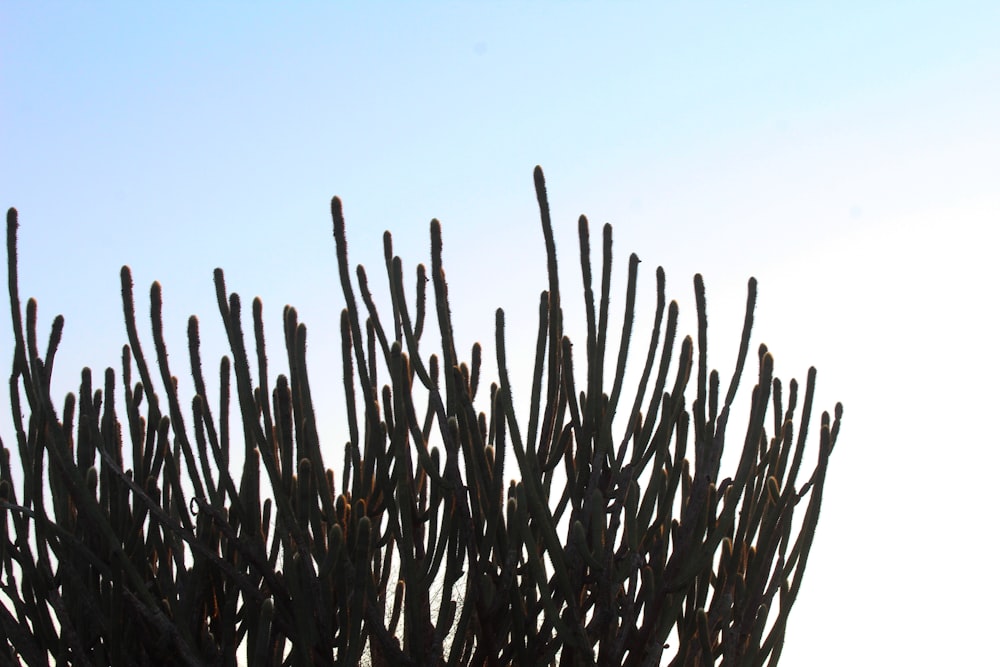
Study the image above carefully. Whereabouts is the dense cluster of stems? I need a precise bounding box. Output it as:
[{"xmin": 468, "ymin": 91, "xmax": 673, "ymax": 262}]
[{"xmin": 0, "ymin": 168, "xmax": 840, "ymax": 666}]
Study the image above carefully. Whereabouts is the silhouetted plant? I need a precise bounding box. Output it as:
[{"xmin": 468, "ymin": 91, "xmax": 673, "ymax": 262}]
[{"xmin": 0, "ymin": 167, "xmax": 841, "ymax": 666}]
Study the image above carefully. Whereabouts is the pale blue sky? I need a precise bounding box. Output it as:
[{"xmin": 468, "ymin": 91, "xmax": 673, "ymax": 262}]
[{"xmin": 3, "ymin": 3, "xmax": 999, "ymax": 663}]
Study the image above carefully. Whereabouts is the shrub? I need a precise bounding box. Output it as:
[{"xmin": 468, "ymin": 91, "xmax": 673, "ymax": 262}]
[{"xmin": 0, "ymin": 167, "xmax": 841, "ymax": 666}]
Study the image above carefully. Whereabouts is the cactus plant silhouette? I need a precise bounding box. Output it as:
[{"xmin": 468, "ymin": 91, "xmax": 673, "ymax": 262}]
[{"xmin": 0, "ymin": 167, "xmax": 840, "ymax": 666}]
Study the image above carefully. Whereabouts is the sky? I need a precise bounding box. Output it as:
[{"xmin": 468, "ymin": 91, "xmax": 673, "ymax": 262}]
[{"xmin": 2, "ymin": 2, "xmax": 999, "ymax": 663}]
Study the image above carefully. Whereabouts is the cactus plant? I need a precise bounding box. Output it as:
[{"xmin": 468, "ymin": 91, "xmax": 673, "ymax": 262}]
[{"xmin": 0, "ymin": 167, "xmax": 840, "ymax": 666}]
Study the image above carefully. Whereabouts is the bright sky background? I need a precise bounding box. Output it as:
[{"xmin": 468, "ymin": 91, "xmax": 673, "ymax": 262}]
[{"xmin": 2, "ymin": 3, "xmax": 999, "ymax": 664}]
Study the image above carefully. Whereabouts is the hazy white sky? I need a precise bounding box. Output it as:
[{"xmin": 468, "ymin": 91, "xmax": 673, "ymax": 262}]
[{"xmin": 2, "ymin": 3, "xmax": 998, "ymax": 663}]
